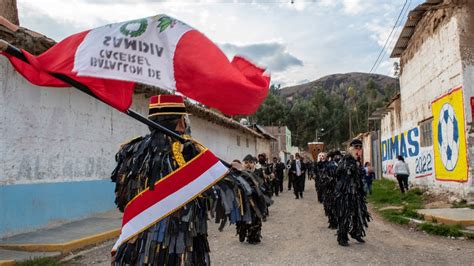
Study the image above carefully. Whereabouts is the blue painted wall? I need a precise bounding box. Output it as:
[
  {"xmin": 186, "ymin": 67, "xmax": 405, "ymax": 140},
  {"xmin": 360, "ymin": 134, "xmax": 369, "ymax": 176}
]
[{"xmin": 0, "ymin": 179, "xmax": 116, "ymax": 238}]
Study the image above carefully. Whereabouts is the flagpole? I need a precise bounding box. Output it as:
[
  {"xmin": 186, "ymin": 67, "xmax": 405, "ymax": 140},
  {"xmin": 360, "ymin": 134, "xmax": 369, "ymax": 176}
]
[{"xmin": 0, "ymin": 40, "xmax": 187, "ymax": 144}]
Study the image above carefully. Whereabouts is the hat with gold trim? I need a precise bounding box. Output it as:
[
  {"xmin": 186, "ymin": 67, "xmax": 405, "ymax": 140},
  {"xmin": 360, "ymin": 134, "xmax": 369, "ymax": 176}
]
[{"xmin": 148, "ymin": 95, "xmax": 187, "ymax": 117}]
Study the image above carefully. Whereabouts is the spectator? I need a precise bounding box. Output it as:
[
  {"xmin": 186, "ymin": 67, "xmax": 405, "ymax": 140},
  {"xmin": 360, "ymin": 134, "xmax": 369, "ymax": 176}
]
[
  {"xmin": 363, "ymin": 162, "xmax": 375, "ymax": 195},
  {"xmin": 393, "ymin": 156, "xmax": 410, "ymax": 193}
]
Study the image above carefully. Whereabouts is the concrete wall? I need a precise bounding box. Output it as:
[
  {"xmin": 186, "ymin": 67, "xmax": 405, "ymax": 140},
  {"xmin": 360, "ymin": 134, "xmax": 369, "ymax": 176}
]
[
  {"xmin": 458, "ymin": 2, "xmax": 474, "ymax": 198},
  {"xmin": 256, "ymin": 138, "xmax": 271, "ymax": 158},
  {"xmin": 0, "ymin": 57, "xmax": 151, "ymax": 237},
  {"xmin": 383, "ymin": 11, "xmax": 474, "ymax": 197},
  {"xmin": 399, "ymin": 16, "xmax": 463, "ymax": 124},
  {"xmin": 190, "ymin": 116, "xmax": 258, "ymax": 162}
]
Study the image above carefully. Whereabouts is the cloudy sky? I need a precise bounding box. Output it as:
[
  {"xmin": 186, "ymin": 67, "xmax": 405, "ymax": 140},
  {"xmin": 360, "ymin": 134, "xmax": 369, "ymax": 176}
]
[{"xmin": 17, "ymin": 0, "xmax": 424, "ymax": 87}]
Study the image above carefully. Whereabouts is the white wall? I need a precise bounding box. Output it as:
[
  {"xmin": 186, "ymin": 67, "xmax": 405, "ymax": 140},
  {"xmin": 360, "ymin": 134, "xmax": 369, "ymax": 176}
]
[
  {"xmin": 382, "ymin": 15, "xmax": 471, "ymax": 195},
  {"xmin": 0, "ymin": 56, "xmax": 264, "ymax": 184},
  {"xmin": 0, "ymin": 57, "xmax": 149, "ymax": 185},
  {"xmin": 256, "ymin": 138, "xmax": 271, "ymax": 158},
  {"xmin": 400, "ymin": 17, "xmax": 463, "ymax": 124},
  {"xmin": 190, "ymin": 116, "xmax": 258, "ymax": 162}
]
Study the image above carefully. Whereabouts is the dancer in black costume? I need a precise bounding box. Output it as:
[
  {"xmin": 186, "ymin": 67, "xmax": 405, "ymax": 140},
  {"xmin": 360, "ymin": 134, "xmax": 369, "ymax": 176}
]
[
  {"xmin": 323, "ymin": 151, "xmax": 342, "ymax": 229},
  {"xmin": 313, "ymin": 152, "xmax": 328, "ymax": 203},
  {"xmin": 111, "ymin": 95, "xmax": 269, "ymax": 265},
  {"xmin": 314, "ymin": 152, "xmax": 337, "ymax": 229},
  {"xmin": 236, "ymin": 155, "xmax": 272, "ymax": 244},
  {"xmin": 334, "ymin": 139, "xmax": 371, "ymax": 246}
]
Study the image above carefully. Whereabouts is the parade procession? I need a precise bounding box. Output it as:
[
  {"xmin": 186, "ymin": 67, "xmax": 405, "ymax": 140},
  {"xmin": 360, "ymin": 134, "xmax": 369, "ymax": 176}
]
[{"xmin": 2, "ymin": 0, "xmax": 474, "ymax": 265}]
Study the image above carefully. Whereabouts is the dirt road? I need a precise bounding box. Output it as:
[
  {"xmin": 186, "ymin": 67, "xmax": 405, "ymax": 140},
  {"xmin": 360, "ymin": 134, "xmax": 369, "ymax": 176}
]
[{"xmin": 66, "ymin": 184, "xmax": 473, "ymax": 265}]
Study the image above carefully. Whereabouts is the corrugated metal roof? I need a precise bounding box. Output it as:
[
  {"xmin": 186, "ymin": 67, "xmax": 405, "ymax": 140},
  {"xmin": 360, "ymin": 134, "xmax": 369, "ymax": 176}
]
[{"xmin": 390, "ymin": 0, "xmax": 444, "ymax": 58}]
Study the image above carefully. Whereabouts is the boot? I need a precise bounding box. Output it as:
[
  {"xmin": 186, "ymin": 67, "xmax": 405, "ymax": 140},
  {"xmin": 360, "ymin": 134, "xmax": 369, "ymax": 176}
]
[
  {"xmin": 351, "ymin": 235, "xmax": 365, "ymax": 243},
  {"xmin": 338, "ymin": 240, "xmax": 349, "ymax": 247}
]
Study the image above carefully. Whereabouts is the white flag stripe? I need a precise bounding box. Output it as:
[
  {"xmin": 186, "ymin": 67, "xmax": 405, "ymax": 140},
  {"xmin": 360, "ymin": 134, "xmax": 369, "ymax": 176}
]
[
  {"xmin": 112, "ymin": 161, "xmax": 227, "ymax": 251},
  {"xmin": 73, "ymin": 15, "xmax": 192, "ymax": 90}
]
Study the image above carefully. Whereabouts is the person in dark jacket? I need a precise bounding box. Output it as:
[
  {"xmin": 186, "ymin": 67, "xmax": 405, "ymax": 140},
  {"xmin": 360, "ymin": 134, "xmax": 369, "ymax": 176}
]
[
  {"xmin": 363, "ymin": 162, "xmax": 376, "ymax": 195},
  {"xmin": 269, "ymin": 157, "xmax": 285, "ymax": 196},
  {"xmin": 286, "ymin": 154, "xmax": 295, "ymax": 190},
  {"xmin": 290, "ymin": 153, "xmax": 306, "ymax": 199}
]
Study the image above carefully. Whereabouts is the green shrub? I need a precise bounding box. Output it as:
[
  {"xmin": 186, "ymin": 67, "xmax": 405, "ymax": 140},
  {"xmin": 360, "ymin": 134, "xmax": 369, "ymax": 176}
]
[
  {"xmin": 17, "ymin": 257, "xmax": 62, "ymax": 266},
  {"xmin": 381, "ymin": 210, "xmax": 409, "ymax": 225},
  {"xmin": 401, "ymin": 207, "xmax": 424, "ymax": 219},
  {"xmin": 417, "ymin": 223, "xmax": 463, "ymax": 237}
]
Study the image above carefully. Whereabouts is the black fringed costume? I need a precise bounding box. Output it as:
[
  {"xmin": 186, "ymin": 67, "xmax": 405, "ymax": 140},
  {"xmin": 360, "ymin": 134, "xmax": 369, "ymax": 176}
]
[
  {"xmin": 110, "ymin": 95, "xmax": 270, "ymax": 265},
  {"xmin": 235, "ymin": 169, "xmax": 271, "ymax": 244},
  {"xmin": 314, "ymin": 160, "xmax": 338, "ymax": 229},
  {"xmin": 334, "ymin": 155, "xmax": 371, "ymax": 245}
]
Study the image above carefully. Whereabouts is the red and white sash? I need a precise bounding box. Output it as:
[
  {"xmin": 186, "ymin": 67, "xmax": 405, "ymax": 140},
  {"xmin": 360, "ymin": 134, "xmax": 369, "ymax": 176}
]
[{"xmin": 112, "ymin": 149, "xmax": 228, "ymax": 252}]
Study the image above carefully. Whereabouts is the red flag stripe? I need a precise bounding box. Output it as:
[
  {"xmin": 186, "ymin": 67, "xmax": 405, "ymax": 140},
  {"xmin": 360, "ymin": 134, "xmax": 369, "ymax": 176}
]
[
  {"xmin": 122, "ymin": 149, "xmax": 218, "ymax": 226},
  {"xmin": 173, "ymin": 30, "xmax": 270, "ymax": 116}
]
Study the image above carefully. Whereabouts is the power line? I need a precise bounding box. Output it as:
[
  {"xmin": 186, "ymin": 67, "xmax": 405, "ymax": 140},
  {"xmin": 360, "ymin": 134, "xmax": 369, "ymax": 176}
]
[
  {"xmin": 149, "ymin": 0, "xmax": 316, "ymax": 3},
  {"xmin": 377, "ymin": 0, "xmax": 412, "ymax": 75},
  {"xmin": 369, "ymin": 0, "xmax": 408, "ymax": 73}
]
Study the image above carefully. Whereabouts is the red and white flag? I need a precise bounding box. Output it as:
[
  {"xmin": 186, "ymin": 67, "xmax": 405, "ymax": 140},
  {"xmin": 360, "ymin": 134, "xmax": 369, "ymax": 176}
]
[
  {"xmin": 112, "ymin": 149, "xmax": 228, "ymax": 252},
  {"xmin": 1, "ymin": 15, "xmax": 270, "ymax": 115}
]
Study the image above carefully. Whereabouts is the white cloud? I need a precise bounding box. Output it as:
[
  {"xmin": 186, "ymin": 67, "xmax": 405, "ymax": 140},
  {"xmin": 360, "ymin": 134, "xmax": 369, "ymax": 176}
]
[
  {"xmin": 220, "ymin": 42, "xmax": 303, "ymax": 72},
  {"xmin": 342, "ymin": 0, "xmax": 364, "ymax": 15},
  {"xmin": 15, "ymin": 0, "xmax": 415, "ymax": 85}
]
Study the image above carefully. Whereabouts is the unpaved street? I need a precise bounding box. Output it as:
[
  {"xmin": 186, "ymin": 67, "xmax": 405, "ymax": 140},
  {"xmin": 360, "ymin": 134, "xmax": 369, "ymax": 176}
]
[{"xmin": 66, "ymin": 185, "xmax": 473, "ymax": 265}]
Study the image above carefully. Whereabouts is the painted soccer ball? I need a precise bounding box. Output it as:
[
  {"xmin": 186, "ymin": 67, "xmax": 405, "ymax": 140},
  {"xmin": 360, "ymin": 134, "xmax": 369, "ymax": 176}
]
[{"xmin": 437, "ymin": 103, "xmax": 460, "ymax": 171}]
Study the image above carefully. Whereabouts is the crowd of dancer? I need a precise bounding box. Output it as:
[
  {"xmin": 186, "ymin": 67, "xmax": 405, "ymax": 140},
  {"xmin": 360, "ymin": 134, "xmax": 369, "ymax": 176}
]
[
  {"xmin": 109, "ymin": 94, "xmax": 374, "ymax": 265},
  {"xmin": 313, "ymin": 139, "xmax": 372, "ymax": 246}
]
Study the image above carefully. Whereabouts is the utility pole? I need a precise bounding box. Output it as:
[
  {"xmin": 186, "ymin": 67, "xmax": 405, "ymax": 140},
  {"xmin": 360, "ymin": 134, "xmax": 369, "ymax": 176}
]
[
  {"xmin": 347, "ymin": 86, "xmax": 355, "ymax": 139},
  {"xmin": 349, "ymin": 112, "xmax": 352, "ymax": 139}
]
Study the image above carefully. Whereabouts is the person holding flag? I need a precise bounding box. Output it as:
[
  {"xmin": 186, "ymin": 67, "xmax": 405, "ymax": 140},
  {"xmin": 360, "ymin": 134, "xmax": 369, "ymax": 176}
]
[
  {"xmin": 111, "ymin": 95, "xmax": 273, "ymax": 265},
  {"xmin": 0, "ymin": 14, "xmax": 271, "ymax": 264}
]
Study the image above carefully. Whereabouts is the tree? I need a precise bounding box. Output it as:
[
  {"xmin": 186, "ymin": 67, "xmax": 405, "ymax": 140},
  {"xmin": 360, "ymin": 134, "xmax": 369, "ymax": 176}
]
[{"xmin": 251, "ymin": 84, "xmax": 288, "ymax": 126}]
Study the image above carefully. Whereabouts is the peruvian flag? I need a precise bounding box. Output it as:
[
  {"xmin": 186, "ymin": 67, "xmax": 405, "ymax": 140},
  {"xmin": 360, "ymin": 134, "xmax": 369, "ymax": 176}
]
[{"xmin": 1, "ymin": 15, "xmax": 270, "ymax": 115}]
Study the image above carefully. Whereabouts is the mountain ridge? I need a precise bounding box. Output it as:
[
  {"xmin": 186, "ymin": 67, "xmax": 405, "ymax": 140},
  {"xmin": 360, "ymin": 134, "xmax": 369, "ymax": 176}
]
[{"xmin": 280, "ymin": 72, "xmax": 399, "ymax": 100}]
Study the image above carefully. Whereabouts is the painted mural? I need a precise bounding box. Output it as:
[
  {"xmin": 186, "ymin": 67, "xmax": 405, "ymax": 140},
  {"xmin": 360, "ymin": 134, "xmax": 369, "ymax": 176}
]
[
  {"xmin": 381, "ymin": 127, "xmax": 434, "ymax": 179},
  {"xmin": 432, "ymin": 87, "xmax": 468, "ymax": 182}
]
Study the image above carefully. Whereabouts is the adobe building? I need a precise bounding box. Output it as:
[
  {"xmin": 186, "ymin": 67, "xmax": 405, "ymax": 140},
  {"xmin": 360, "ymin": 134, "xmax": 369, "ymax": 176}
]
[{"xmin": 381, "ymin": 0, "xmax": 474, "ymax": 199}]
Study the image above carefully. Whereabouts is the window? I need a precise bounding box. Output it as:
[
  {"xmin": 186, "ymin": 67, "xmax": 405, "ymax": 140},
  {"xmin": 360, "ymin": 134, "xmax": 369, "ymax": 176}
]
[
  {"xmin": 246, "ymin": 138, "xmax": 249, "ymax": 148},
  {"xmin": 419, "ymin": 118, "xmax": 433, "ymax": 147},
  {"xmin": 237, "ymin": 135, "xmax": 241, "ymax": 146}
]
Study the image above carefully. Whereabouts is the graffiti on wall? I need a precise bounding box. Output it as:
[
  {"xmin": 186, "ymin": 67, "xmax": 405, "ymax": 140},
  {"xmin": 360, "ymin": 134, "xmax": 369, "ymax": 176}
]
[
  {"xmin": 432, "ymin": 87, "xmax": 468, "ymax": 182},
  {"xmin": 381, "ymin": 128, "xmax": 434, "ymax": 179}
]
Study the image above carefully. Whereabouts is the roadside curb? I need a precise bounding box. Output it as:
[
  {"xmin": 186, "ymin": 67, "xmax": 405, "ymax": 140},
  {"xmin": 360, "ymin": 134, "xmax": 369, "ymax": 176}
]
[
  {"xmin": 418, "ymin": 213, "xmax": 474, "ymax": 226},
  {"xmin": 0, "ymin": 260, "xmax": 15, "ymax": 266},
  {"xmin": 0, "ymin": 228, "xmax": 120, "ymax": 254}
]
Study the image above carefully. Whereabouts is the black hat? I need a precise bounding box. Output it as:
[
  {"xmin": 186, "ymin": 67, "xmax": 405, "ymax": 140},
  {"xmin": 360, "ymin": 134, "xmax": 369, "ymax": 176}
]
[
  {"xmin": 243, "ymin": 154, "xmax": 256, "ymax": 162},
  {"xmin": 332, "ymin": 150, "xmax": 342, "ymax": 156},
  {"xmin": 349, "ymin": 139, "xmax": 363, "ymax": 147}
]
